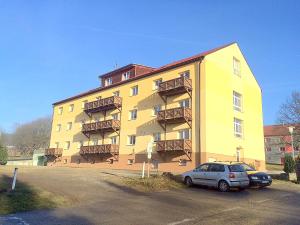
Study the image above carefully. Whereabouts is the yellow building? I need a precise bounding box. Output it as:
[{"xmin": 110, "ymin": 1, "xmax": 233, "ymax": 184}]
[{"xmin": 47, "ymin": 42, "xmax": 266, "ymax": 173}]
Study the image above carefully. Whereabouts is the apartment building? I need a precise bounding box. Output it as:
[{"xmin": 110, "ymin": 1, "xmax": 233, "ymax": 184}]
[
  {"xmin": 264, "ymin": 124, "xmax": 300, "ymax": 164},
  {"xmin": 47, "ymin": 42, "xmax": 266, "ymax": 172}
]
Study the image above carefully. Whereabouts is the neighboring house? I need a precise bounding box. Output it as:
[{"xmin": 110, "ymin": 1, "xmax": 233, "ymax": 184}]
[
  {"xmin": 47, "ymin": 42, "xmax": 265, "ymax": 172},
  {"xmin": 264, "ymin": 124, "xmax": 300, "ymax": 164}
]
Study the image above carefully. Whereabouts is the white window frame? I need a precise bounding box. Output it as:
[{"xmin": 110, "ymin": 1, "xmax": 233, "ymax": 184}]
[
  {"xmin": 153, "ymin": 133, "xmax": 161, "ymax": 142},
  {"xmin": 233, "ymin": 91, "xmax": 242, "ymax": 111},
  {"xmin": 153, "ymin": 105, "xmax": 161, "ymax": 116},
  {"xmin": 77, "ymin": 141, "xmax": 83, "ymax": 149},
  {"xmin": 130, "ymin": 86, "xmax": 138, "ymax": 96},
  {"xmin": 105, "ymin": 77, "xmax": 112, "ymax": 86},
  {"xmin": 82, "ymin": 100, "xmax": 88, "ymax": 109},
  {"xmin": 129, "ymin": 109, "xmax": 137, "ymax": 120},
  {"xmin": 178, "ymin": 129, "xmax": 190, "ymax": 139},
  {"xmin": 234, "ymin": 118, "xmax": 243, "ymax": 138},
  {"xmin": 128, "ymin": 135, "xmax": 136, "ymax": 145},
  {"xmin": 233, "ymin": 57, "xmax": 241, "ymax": 76},
  {"xmin": 58, "ymin": 107, "xmax": 63, "ymax": 115},
  {"xmin": 122, "ymin": 71, "xmax": 131, "ymax": 81},
  {"xmin": 180, "ymin": 70, "xmax": 190, "ymax": 78},
  {"xmin": 113, "ymin": 91, "xmax": 120, "ymax": 96},
  {"xmin": 56, "ymin": 124, "xmax": 61, "ymax": 132},
  {"xmin": 153, "ymin": 78, "xmax": 162, "ymax": 90},
  {"xmin": 112, "ymin": 113, "xmax": 119, "ymax": 120},
  {"xmin": 69, "ymin": 104, "xmax": 74, "ymax": 112},
  {"xmin": 92, "ymin": 139, "xmax": 98, "ymax": 146},
  {"xmin": 111, "ymin": 136, "xmax": 117, "ymax": 144},
  {"xmin": 179, "ymin": 99, "xmax": 190, "ymax": 108},
  {"xmin": 64, "ymin": 141, "xmax": 70, "ymax": 150},
  {"xmin": 66, "ymin": 122, "xmax": 72, "ymax": 131}
]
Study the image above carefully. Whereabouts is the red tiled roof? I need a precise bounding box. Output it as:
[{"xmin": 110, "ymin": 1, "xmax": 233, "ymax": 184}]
[
  {"xmin": 264, "ymin": 124, "xmax": 300, "ymax": 136},
  {"xmin": 53, "ymin": 42, "xmax": 236, "ymax": 105}
]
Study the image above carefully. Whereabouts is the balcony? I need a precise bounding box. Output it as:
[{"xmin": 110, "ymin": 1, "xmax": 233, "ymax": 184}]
[
  {"xmin": 158, "ymin": 77, "xmax": 192, "ymax": 97},
  {"xmin": 156, "ymin": 139, "xmax": 192, "ymax": 160},
  {"xmin": 79, "ymin": 144, "xmax": 119, "ymax": 155},
  {"xmin": 45, "ymin": 148, "xmax": 63, "ymax": 157},
  {"xmin": 84, "ymin": 96, "xmax": 122, "ymax": 114},
  {"xmin": 82, "ymin": 119, "xmax": 120, "ymax": 135},
  {"xmin": 157, "ymin": 107, "xmax": 192, "ymax": 124}
]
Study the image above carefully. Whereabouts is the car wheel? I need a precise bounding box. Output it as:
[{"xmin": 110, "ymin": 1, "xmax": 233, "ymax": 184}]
[
  {"xmin": 185, "ymin": 176, "xmax": 193, "ymax": 187},
  {"xmin": 218, "ymin": 180, "xmax": 230, "ymax": 192}
]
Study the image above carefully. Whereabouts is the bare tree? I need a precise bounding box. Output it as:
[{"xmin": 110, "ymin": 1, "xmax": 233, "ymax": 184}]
[
  {"xmin": 277, "ymin": 91, "xmax": 300, "ymax": 124},
  {"xmin": 11, "ymin": 117, "xmax": 52, "ymax": 155}
]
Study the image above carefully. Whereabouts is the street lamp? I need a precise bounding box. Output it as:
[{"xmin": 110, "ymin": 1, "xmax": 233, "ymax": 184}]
[{"xmin": 288, "ymin": 126, "xmax": 295, "ymax": 159}]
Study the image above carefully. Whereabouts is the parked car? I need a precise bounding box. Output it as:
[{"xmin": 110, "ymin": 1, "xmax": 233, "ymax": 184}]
[
  {"xmin": 182, "ymin": 162, "xmax": 249, "ymax": 192},
  {"xmin": 237, "ymin": 162, "xmax": 272, "ymax": 187}
]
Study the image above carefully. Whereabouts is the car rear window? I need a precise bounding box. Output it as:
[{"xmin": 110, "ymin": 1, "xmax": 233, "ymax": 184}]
[{"xmin": 228, "ymin": 164, "xmax": 245, "ymax": 172}]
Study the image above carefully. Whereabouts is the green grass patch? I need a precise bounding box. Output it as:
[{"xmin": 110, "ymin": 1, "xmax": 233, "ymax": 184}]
[
  {"xmin": 0, "ymin": 175, "xmax": 69, "ymax": 215},
  {"xmin": 123, "ymin": 175, "xmax": 185, "ymax": 192},
  {"xmin": 266, "ymin": 163, "xmax": 284, "ymax": 171}
]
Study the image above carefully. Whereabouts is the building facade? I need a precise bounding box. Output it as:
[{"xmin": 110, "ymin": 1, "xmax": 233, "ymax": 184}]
[
  {"xmin": 264, "ymin": 124, "xmax": 300, "ymax": 164},
  {"xmin": 47, "ymin": 43, "xmax": 266, "ymax": 172}
]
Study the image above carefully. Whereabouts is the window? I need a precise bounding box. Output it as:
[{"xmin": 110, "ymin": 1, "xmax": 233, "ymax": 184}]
[
  {"xmin": 234, "ymin": 118, "xmax": 243, "ymax": 138},
  {"xmin": 180, "ymin": 71, "xmax": 190, "ymax": 78},
  {"xmin": 228, "ymin": 164, "xmax": 245, "ymax": 172},
  {"xmin": 122, "ymin": 71, "xmax": 131, "ymax": 80},
  {"xmin": 58, "ymin": 107, "xmax": 63, "ymax": 115},
  {"xmin": 105, "ymin": 77, "xmax": 112, "ymax": 86},
  {"xmin": 233, "ymin": 57, "xmax": 241, "ymax": 76},
  {"xmin": 128, "ymin": 159, "xmax": 134, "ymax": 165},
  {"xmin": 295, "ymin": 147, "xmax": 299, "ymax": 151},
  {"xmin": 111, "ymin": 136, "xmax": 117, "ymax": 144},
  {"xmin": 67, "ymin": 122, "xmax": 72, "ymax": 131},
  {"xmin": 113, "ymin": 91, "xmax": 120, "ymax": 96},
  {"xmin": 92, "ymin": 139, "xmax": 98, "ymax": 146},
  {"xmin": 153, "ymin": 78, "xmax": 162, "ymax": 90},
  {"xmin": 179, "ymin": 129, "xmax": 190, "ymax": 139},
  {"xmin": 56, "ymin": 124, "xmax": 61, "ymax": 132},
  {"xmin": 208, "ymin": 164, "xmax": 225, "ymax": 172},
  {"xmin": 82, "ymin": 100, "xmax": 88, "ymax": 109},
  {"xmin": 77, "ymin": 141, "xmax": 83, "ymax": 149},
  {"xmin": 96, "ymin": 96, "xmax": 102, "ymax": 100},
  {"xmin": 129, "ymin": 109, "xmax": 137, "ymax": 120},
  {"xmin": 179, "ymin": 99, "xmax": 190, "ymax": 108},
  {"xmin": 64, "ymin": 141, "xmax": 70, "ymax": 150},
  {"xmin": 266, "ymin": 147, "xmax": 272, "ymax": 152},
  {"xmin": 69, "ymin": 104, "xmax": 74, "ymax": 112},
  {"xmin": 153, "ymin": 105, "xmax": 161, "ymax": 116},
  {"xmin": 128, "ymin": 135, "xmax": 136, "ymax": 145},
  {"xmin": 196, "ymin": 164, "xmax": 209, "ymax": 172},
  {"xmin": 280, "ymin": 147, "xmax": 285, "ymax": 152},
  {"xmin": 153, "ymin": 133, "xmax": 161, "ymax": 142},
  {"xmin": 55, "ymin": 142, "xmax": 59, "ymax": 148},
  {"xmin": 130, "ymin": 86, "xmax": 138, "ymax": 96},
  {"xmin": 112, "ymin": 113, "xmax": 119, "ymax": 120},
  {"xmin": 80, "ymin": 120, "xmax": 85, "ymax": 129},
  {"xmin": 233, "ymin": 91, "xmax": 242, "ymax": 111}
]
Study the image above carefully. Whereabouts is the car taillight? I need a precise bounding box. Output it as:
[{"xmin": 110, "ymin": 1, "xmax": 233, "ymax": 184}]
[{"xmin": 229, "ymin": 172, "xmax": 235, "ymax": 179}]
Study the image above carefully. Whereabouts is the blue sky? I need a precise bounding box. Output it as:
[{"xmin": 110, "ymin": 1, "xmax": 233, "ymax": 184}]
[{"xmin": 0, "ymin": 0, "xmax": 299, "ymax": 132}]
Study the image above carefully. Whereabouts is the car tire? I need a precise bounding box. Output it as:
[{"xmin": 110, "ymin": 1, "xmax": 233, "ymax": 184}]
[
  {"xmin": 185, "ymin": 176, "xmax": 193, "ymax": 187},
  {"xmin": 218, "ymin": 180, "xmax": 230, "ymax": 192}
]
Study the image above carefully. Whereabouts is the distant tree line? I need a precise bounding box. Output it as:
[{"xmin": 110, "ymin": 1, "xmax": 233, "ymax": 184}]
[{"xmin": 0, "ymin": 116, "xmax": 52, "ymax": 156}]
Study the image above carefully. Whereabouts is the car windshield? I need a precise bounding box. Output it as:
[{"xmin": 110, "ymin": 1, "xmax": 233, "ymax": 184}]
[
  {"xmin": 240, "ymin": 163, "xmax": 255, "ymax": 171},
  {"xmin": 228, "ymin": 164, "xmax": 245, "ymax": 172}
]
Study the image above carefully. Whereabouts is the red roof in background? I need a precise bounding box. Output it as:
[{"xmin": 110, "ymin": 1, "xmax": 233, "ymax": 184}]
[
  {"xmin": 53, "ymin": 42, "xmax": 236, "ymax": 105},
  {"xmin": 264, "ymin": 124, "xmax": 300, "ymax": 136}
]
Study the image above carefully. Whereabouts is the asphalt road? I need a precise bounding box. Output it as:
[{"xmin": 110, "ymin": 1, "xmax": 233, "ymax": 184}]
[{"xmin": 0, "ymin": 166, "xmax": 300, "ymax": 225}]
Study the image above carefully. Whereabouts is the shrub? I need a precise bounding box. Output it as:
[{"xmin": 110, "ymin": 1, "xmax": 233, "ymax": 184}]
[
  {"xmin": 0, "ymin": 143, "xmax": 8, "ymax": 165},
  {"xmin": 283, "ymin": 154, "xmax": 295, "ymax": 173}
]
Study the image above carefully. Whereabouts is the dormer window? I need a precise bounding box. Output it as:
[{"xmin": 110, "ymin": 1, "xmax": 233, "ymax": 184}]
[
  {"xmin": 122, "ymin": 71, "xmax": 131, "ymax": 81},
  {"xmin": 105, "ymin": 77, "xmax": 112, "ymax": 86}
]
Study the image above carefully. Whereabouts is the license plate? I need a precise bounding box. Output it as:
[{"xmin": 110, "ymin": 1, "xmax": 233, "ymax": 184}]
[{"xmin": 262, "ymin": 181, "xmax": 269, "ymax": 184}]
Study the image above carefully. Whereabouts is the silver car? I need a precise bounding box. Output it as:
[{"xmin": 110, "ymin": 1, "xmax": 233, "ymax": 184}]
[{"xmin": 182, "ymin": 162, "xmax": 250, "ymax": 192}]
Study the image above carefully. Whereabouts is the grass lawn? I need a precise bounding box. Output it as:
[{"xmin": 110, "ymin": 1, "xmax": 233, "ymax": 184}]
[
  {"xmin": 266, "ymin": 163, "xmax": 284, "ymax": 171},
  {"xmin": 0, "ymin": 174, "xmax": 69, "ymax": 215},
  {"xmin": 123, "ymin": 175, "xmax": 185, "ymax": 192}
]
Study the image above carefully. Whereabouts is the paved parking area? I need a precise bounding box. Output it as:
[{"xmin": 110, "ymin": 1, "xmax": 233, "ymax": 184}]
[{"xmin": 1, "ymin": 166, "xmax": 300, "ymax": 225}]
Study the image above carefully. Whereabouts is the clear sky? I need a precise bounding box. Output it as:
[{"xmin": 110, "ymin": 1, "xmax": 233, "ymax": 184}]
[{"xmin": 0, "ymin": 0, "xmax": 299, "ymax": 132}]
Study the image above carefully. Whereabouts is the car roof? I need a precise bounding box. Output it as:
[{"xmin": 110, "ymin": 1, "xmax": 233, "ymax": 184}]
[{"xmin": 208, "ymin": 161, "xmax": 243, "ymax": 165}]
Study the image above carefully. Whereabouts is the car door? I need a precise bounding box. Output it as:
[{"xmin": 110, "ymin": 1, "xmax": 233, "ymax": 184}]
[
  {"xmin": 206, "ymin": 164, "xmax": 225, "ymax": 187},
  {"xmin": 192, "ymin": 164, "xmax": 210, "ymax": 185}
]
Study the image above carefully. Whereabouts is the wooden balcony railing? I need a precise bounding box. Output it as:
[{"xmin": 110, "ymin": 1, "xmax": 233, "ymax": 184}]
[
  {"xmin": 157, "ymin": 107, "xmax": 192, "ymax": 124},
  {"xmin": 45, "ymin": 148, "xmax": 63, "ymax": 156},
  {"xmin": 156, "ymin": 139, "xmax": 192, "ymax": 153},
  {"xmin": 158, "ymin": 77, "xmax": 192, "ymax": 97},
  {"xmin": 84, "ymin": 96, "xmax": 122, "ymax": 114},
  {"xmin": 82, "ymin": 119, "xmax": 120, "ymax": 134},
  {"xmin": 79, "ymin": 144, "xmax": 119, "ymax": 155}
]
